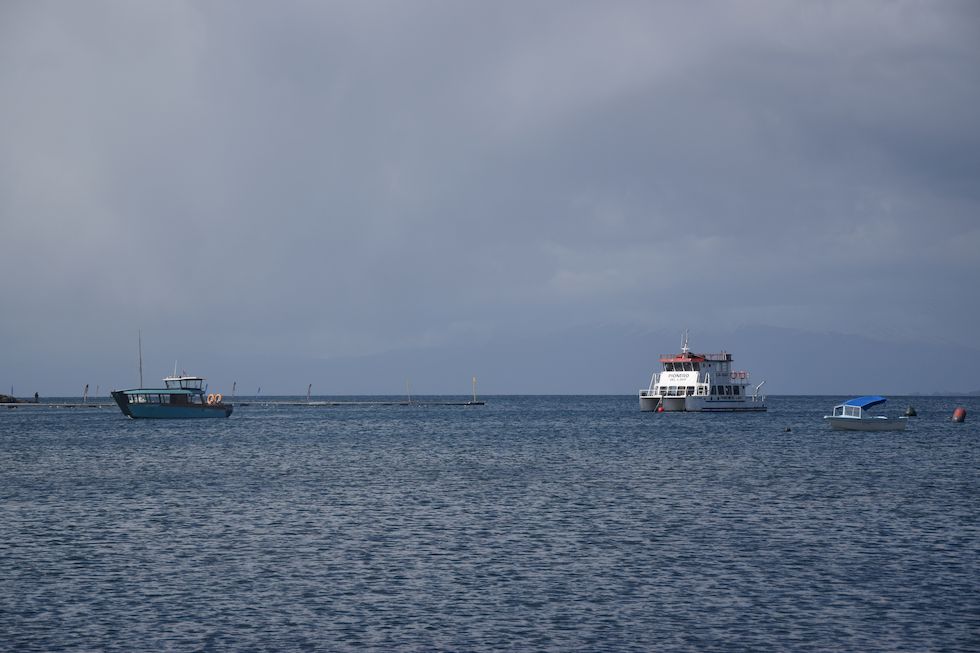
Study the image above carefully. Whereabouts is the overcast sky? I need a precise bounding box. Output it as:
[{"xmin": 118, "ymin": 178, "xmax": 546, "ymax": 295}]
[{"xmin": 2, "ymin": 1, "xmax": 979, "ymax": 395}]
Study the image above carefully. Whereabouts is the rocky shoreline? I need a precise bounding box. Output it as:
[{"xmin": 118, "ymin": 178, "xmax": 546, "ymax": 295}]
[{"xmin": 0, "ymin": 394, "xmax": 36, "ymax": 404}]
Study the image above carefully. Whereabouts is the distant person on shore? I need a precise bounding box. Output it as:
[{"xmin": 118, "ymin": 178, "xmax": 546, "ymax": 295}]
[{"xmin": 34, "ymin": 392, "xmax": 39, "ymax": 403}]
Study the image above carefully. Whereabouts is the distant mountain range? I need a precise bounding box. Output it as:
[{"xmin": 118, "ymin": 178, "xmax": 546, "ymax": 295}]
[
  {"xmin": 222, "ymin": 324, "xmax": 980, "ymax": 396},
  {"xmin": 12, "ymin": 324, "xmax": 980, "ymax": 397}
]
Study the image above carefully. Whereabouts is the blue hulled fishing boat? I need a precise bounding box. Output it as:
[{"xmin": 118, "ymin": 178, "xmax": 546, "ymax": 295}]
[{"xmin": 111, "ymin": 375, "xmax": 232, "ymax": 419}]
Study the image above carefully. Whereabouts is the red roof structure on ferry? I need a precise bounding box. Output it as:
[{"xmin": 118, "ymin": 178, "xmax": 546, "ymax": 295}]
[{"xmin": 660, "ymin": 354, "xmax": 705, "ymax": 363}]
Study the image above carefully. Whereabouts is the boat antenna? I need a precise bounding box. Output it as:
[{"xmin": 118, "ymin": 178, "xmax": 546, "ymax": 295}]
[
  {"xmin": 138, "ymin": 330, "xmax": 144, "ymax": 388},
  {"xmin": 681, "ymin": 329, "xmax": 690, "ymax": 355},
  {"xmin": 173, "ymin": 360, "xmax": 178, "ymax": 377}
]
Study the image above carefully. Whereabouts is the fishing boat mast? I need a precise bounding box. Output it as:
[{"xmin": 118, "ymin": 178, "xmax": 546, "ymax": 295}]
[{"xmin": 138, "ymin": 330, "xmax": 144, "ymax": 389}]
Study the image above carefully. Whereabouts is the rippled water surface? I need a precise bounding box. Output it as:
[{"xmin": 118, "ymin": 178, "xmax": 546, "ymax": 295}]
[{"xmin": 2, "ymin": 395, "xmax": 978, "ymax": 651}]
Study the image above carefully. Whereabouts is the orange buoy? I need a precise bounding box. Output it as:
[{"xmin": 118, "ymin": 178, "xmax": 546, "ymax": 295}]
[{"xmin": 952, "ymin": 407, "xmax": 966, "ymax": 423}]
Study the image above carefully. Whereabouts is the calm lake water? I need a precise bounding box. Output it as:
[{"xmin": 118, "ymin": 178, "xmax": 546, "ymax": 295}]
[{"xmin": 2, "ymin": 395, "xmax": 978, "ymax": 651}]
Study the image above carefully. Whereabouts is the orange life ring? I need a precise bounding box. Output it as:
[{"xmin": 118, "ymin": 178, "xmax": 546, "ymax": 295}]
[
  {"xmin": 215, "ymin": 393, "xmax": 223, "ymax": 404},
  {"xmin": 207, "ymin": 394, "xmax": 216, "ymax": 405}
]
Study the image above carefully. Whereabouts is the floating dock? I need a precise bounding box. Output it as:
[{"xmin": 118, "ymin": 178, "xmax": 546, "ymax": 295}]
[
  {"xmin": 236, "ymin": 399, "xmax": 485, "ymax": 407},
  {"xmin": 3, "ymin": 399, "xmax": 485, "ymax": 411},
  {"xmin": 3, "ymin": 402, "xmax": 113, "ymax": 409}
]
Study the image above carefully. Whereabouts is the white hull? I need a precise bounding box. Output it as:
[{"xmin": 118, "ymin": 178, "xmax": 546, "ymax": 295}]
[
  {"xmin": 824, "ymin": 416, "xmax": 907, "ymax": 431},
  {"xmin": 639, "ymin": 394, "xmax": 688, "ymax": 411},
  {"xmin": 639, "ymin": 394, "xmax": 767, "ymax": 412},
  {"xmin": 639, "ymin": 394, "xmax": 659, "ymax": 412}
]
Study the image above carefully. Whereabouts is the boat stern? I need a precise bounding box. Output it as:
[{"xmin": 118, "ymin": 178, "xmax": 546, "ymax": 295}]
[{"xmin": 639, "ymin": 392, "xmax": 661, "ymax": 412}]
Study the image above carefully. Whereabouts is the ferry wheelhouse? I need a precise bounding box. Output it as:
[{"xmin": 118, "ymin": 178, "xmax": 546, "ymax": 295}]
[
  {"xmin": 111, "ymin": 375, "xmax": 232, "ymax": 419},
  {"xmin": 639, "ymin": 334, "xmax": 766, "ymax": 412}
]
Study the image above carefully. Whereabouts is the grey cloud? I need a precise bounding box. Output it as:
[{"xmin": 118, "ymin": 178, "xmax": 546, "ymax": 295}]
[{"xmin": 2, "ymin": 1, "xmax": 978, "ymax": 394}]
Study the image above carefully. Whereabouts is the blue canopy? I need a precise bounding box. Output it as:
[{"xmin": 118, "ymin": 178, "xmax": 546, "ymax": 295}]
[{"xmin": 843, "ymin": 395, "xmax": 887, "ymax": 409}]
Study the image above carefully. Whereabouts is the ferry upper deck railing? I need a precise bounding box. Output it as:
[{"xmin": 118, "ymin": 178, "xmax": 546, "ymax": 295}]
[{"xmin": 659, "ymin": 352, "xmax": 733, "ymax": 361}]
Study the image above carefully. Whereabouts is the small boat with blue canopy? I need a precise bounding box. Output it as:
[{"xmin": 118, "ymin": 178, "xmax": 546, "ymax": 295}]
[
  {"xmin": 111, "ymin": 375, "xmax": 233, "ymax": 419},
  {"xmin": 824, "ymin": 395, "xmax": 907, "ymax": 431}
]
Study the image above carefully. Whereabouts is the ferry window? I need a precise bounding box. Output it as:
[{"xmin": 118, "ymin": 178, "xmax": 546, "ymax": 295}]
[
  {"xmin": 160, "ymin": 394, "xmax": 170, "ymax": 404},
  {"xmin": 733, "ymin": 386, "xmax": 740, "ymax": 395},
  {"xmin": 686, "ymin": 386, "xmax": 695, "ymax": 395},
  {"xmin": 693, "ymin": 363, "xmax": 700, "ymax": 371}
]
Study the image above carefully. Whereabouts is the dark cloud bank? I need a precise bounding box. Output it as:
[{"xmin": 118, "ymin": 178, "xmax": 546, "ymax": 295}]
[{"xmin": 2, "ymin": 2, "xmax": 979, "ymax": 395}]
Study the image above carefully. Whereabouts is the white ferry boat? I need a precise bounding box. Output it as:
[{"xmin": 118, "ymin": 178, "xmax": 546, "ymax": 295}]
[{"xmin": 639, "ymin": 333, "xmax": 767, "ymax": 412}]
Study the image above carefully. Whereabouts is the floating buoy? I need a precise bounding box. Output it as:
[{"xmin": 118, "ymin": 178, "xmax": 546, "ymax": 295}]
[
  {"xmin": 904, "ymin": 405, "xmax": 917, "ymax": 417},
  {"xmin": 952, "ymin": 407, "xmax": 966, "ymax": 423},
  {"xmin": 657, "ymin": 406, "xmax": 664, "ymax": 413}
]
